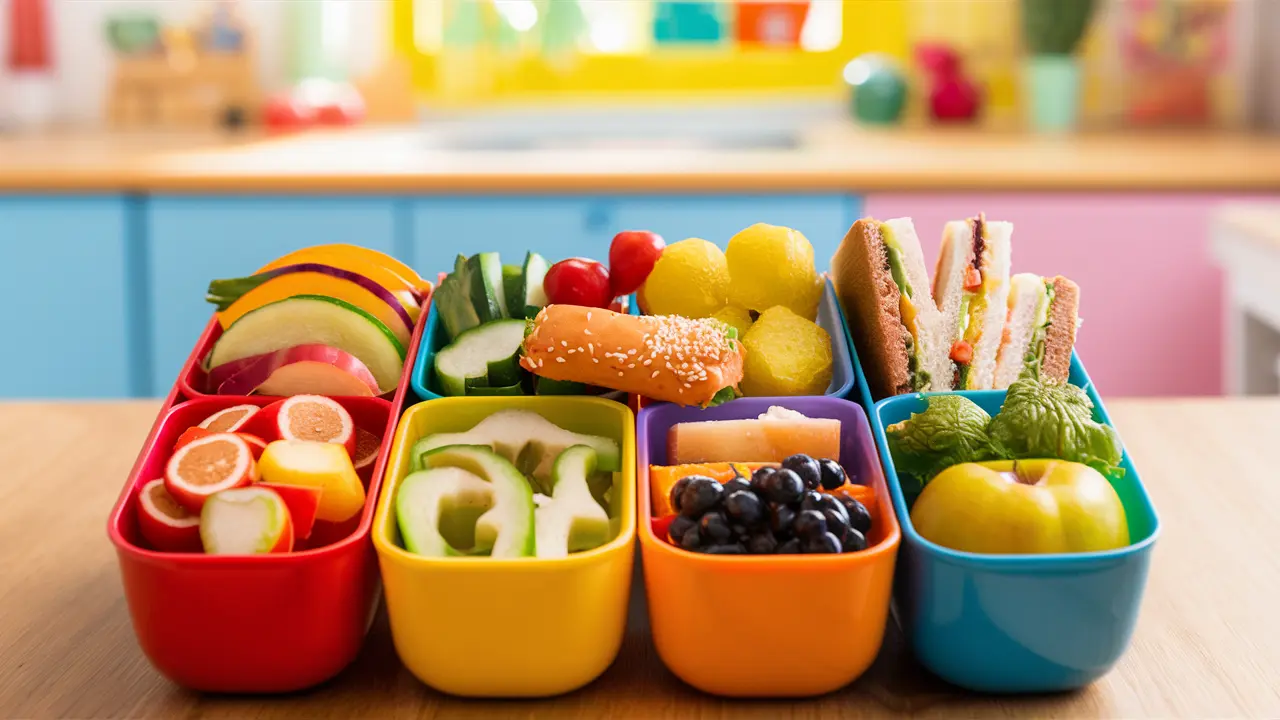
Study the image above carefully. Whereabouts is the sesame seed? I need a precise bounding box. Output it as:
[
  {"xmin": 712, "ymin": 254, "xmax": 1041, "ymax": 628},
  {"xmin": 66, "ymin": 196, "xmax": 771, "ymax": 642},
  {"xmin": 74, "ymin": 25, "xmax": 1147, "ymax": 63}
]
[
  {"xmin": 584, "ymin": 329, "xmax": 592, "ymax": 335},
  {"xmin": 681, "ymin": 362, "xmax": 688, "ymax": 369},
  {"xmin": 651, "ymin": 370, "xmax": 660, "ymax": 378},
  {"xmin": 567, "ymin": 349, "xmax": 576, "ymax": 354},
  {"xmin": 547, "ymin": 346, "xmax": 555, "ymax": 353},
  {"xmin": 588, "ymin": 343, "xmax": 594, "ymax": 354},
  {"xmin": 586, "ymin": 312, "xmax": 592, "ymax": 321},
  {"xmin": 577, "ymin": 346, "xmax": 584, "ymax": 353},
  {"xmin": 556, "ymin": 357, "xmax": 566, "ymax": 363},
  {"xmin": 561, "ymin": 341, "xmax": 568, "ymax": 348},
  {"xmin": 627, "ymin": 349, "xmax": 637, "ymax": 356},
  {"xmin": 683, "ymin": 382, "xmax": 692, "ymax": 388},
  {"xmin": 537, "ymin": 358, "xmax": 544, "ymax": 368},
  {"xmin": 592, "ymin": 358, "xmax": 599, "ymax": 364},
  {"xmin": 643, "ymin": 359, "xmax": 652, "ymax": 366},
  {"xmin": 627, "ymin": 363, "xmax": 635, "ymax": 369},
  {"xmin": 618, "ymin": 371, "xmax": 625, "ymax": 377}
]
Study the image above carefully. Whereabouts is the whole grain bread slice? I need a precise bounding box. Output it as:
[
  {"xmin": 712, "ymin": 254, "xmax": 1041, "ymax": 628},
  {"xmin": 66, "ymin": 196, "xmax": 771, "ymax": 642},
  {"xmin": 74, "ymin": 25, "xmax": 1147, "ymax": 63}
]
[
  {"xmin": 1042, "ymin": 276, "xmax": 1080, "ymax": 383},
  {"xmin": 830, "ymin": 219, "xmax": 912, "ymax": 399}
]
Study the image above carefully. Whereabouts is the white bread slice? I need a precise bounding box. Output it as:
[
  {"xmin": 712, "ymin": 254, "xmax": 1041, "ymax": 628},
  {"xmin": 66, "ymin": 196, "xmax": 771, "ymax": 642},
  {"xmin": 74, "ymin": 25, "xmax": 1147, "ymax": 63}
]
[
  {"xmin": 882, "ymin": 218, "xmax": 952, "ymax": 391},
  {"xmin": 993, "ymin": 273, "xmax": 1047, "ymax": 389},
  {"xmin": 932, "ymin": 216, "xmax": 1013, "ymax": 389}
]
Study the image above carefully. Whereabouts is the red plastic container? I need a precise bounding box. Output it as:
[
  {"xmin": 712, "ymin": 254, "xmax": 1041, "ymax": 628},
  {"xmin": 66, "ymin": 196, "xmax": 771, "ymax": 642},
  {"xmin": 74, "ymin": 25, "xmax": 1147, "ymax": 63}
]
[{"xmin": 108, "ymin": 298, "xmax": 429, "ymax": 693}]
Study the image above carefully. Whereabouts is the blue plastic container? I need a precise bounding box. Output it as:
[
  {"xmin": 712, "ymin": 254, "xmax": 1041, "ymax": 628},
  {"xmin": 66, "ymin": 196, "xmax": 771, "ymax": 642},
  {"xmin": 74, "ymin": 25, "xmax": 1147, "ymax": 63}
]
[
  {"xmin": 416, "ymin": 278, "xmax": 857, "ymax": 402},
  {"xmin": 869, "ymin": 353, "xmax": 1161, "ymax": 693}
]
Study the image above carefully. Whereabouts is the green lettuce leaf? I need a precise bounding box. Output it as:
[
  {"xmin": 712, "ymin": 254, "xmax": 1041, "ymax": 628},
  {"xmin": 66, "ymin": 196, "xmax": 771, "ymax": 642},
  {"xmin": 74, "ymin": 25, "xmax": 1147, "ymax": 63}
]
[
  {"xmin": 987, "ymin": 369, "xmax": 1125, "ymax": 478},
  {"xmin": 885, "ymin": 395, "xmax": 1002, "ymax": 483},
  {"xmin": 705, "ymin": 386, "xmax": 739, "ymax": 407}
]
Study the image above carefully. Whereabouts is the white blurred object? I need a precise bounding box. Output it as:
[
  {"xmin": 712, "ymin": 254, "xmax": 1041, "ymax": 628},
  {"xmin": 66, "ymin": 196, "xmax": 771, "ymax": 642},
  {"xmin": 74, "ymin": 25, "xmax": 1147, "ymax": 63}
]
[
  {"xmin": 1211, "ymin": 203, "xmax": 1280, "ymax": 396},
  {"xmin": 3, "ymin": 70, "xmax": 58, "ymax": 129}
]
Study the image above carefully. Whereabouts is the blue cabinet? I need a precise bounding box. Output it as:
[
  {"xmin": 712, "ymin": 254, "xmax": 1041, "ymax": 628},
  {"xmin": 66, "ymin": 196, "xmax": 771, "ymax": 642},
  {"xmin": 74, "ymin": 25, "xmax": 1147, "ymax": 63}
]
[
  {"xmin": 0, "ymin": 195, "xmax": 134, "ymax": 398},
  {"xmin": 411, "ymin": 197, "xmax": 610, "ymax": 276},
  {"xmin": 412, "ymin": 194, "xmax": 858, "ymax": 276},
  {"xmin": 145, "ymin": 196, "xmax": 402, "ymax": 395}
]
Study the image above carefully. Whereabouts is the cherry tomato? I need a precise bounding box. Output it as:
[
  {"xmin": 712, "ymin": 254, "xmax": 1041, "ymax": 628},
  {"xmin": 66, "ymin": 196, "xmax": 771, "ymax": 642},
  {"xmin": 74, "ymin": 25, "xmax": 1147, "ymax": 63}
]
[
  {"xmin": 544, "ymin": 258, "xmax": 613, "ymax": 308},
  {"xmin": 608, "ymin": 230, "xmax": 665, "ymax": 296},
  {"xmin": 262, "ymin": 95, "xmax": 315, "ymax": 132}
]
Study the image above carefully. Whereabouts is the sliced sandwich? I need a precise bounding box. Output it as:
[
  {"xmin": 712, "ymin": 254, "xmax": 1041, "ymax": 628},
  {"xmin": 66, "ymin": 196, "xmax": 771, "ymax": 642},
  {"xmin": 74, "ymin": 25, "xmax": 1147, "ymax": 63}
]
[
  {"xmin": 993, "ymin": 273, "xmax": 1080, "ymax": 388},
  {"xmin": 933, "ymin": 213, "xmax": 1013, "ymax": 390},
  {"xmin": 831, "ymin": 217, "xmax": 952, "ymax": 399}
]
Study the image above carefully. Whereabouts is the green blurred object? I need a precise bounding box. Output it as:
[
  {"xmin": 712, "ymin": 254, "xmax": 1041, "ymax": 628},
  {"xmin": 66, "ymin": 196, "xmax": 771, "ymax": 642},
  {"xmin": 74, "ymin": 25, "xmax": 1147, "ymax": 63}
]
[
  {"xmin": 844, "ymin": 54, "xmax": 907, "ymax": 125},
  {"xmin": 1021, "ymin": 0, "xmax": 1096, "ymax": 55},
  {"xmin": 540, "ymin": 0, "xmax": 587, "ymax": 57},
  {"xmin": 106, "ymin": 15, "xmax": 161, "ymax": 55},
  {"xmin": 289, "ymin": 0, "xmax": 343, "ymax": 82},
  {"xmin": 1025, "ymin": 54, "xmax": 1081, "ymax": 132}
]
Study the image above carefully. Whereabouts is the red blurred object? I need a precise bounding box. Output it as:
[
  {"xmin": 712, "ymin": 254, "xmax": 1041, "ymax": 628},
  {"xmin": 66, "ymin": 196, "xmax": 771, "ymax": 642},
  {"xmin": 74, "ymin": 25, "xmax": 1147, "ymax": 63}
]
[
  {"xmin": 735, "ymin": 1, "xmax": 810, "ymax": 47},
  {"xmin": 262, "ymin": 94, "xmax": 317, "ymax": 132},
  {"xmin": 916, "ymin": 43, "xmax": 980, "ymax": 123},
  {"xmin": 7, "ymin": 0, "xmax": 52, "ymax": 70}
]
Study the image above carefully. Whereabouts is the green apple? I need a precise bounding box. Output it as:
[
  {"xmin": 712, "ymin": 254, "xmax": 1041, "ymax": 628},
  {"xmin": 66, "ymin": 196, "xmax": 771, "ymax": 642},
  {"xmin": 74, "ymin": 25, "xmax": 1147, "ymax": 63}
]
[{"xmin": 910, "ymin": 459, "xmax": 1129, "ymax": 555}]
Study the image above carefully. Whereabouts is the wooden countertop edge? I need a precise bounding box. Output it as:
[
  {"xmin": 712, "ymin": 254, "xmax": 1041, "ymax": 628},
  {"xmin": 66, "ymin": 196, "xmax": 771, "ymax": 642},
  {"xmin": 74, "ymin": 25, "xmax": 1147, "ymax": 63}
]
[{"xmin": 5, "ymin": 171, "xmax": 1280, "ymax": 194}]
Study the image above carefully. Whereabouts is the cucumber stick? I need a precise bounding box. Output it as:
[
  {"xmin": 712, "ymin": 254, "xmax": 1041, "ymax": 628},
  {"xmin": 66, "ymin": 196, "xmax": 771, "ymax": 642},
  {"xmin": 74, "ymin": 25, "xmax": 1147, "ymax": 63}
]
[
  {"xmin": 433, "ymin": 319, "xmax": 526, "ymax": 397},
  {"xmin": 518, "ymin": 251, "xmax": 549, "ymax": 319}
]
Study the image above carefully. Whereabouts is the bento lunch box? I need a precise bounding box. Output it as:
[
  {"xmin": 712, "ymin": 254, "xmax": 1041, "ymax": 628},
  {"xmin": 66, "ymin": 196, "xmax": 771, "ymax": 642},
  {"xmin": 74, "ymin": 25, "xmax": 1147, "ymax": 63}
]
[
  {"xmin": 869, "ymin": 353, "xmax": 1162, "ymax": 693},
  {"xmin": 637, "ymin": 396, "xmax": 900, "ymax": 697},
  {"xmin": 107, "ymin": 298, "xmax": 429, "ymax": 693},
  {"xmin": 372, "ymin": 396, "xmax": 637, "ymax": 698}
]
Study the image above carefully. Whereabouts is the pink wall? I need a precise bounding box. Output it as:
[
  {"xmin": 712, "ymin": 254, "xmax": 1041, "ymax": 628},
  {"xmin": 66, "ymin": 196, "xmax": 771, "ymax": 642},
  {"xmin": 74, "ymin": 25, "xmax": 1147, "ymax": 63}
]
[{"xmin": 862, "ymin": 193, "xmax": 1253, "ymax": 398}]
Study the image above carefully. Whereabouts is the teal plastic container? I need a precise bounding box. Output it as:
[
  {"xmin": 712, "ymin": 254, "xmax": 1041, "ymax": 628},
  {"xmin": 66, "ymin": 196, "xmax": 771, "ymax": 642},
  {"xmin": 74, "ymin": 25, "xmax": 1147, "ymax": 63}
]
[{"xmin": 869, "ymin": 353, "xmax": 1161, "ymax": 692}]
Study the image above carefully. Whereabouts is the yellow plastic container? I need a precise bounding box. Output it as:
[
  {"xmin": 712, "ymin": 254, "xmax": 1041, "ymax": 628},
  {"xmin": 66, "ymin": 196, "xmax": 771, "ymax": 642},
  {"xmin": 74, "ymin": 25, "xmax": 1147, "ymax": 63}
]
[{"xmin": 372, "ymin": 396, "xmax": 636, "ymax": 698}]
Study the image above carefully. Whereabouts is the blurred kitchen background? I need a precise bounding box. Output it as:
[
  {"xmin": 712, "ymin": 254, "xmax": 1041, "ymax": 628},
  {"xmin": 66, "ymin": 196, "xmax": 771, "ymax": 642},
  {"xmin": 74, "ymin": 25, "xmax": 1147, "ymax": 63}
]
[{"xmin": 2, "ymin": 0, "xmax": 1280, "ymax": 401}]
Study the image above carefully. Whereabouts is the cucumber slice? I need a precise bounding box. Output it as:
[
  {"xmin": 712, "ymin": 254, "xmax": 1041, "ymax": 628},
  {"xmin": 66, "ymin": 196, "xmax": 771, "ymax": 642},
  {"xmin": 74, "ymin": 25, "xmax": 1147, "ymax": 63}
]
[
  {"xmin": 413, "ymin": 445, "xmax": 536, "ymax": 558},
  {"xmin": 465, "ymin": 253, "xmax": 507, "ymax": 323},
  {"xmin": 518, "ymin": 251, "xmax": 550, "ymax": 319},
  {"xmin": 535, "ymin": 377, "xmax": 587, "ymax": 396},
  {"xmin": 535, "ymin": 445, "xmax": 611, "ymax": 558},
  {"xmin": 502, "ymin": 265, "xmax": 523, "ymax": 319},
  {"xmin": 410, "ymin": 409, "xmax": 621, "ymax": 481},
  {"xmin": 433, "ymin": 319, "xmax": 526, "ymax": 397},
  {"xmin": 469, "ymin": 382, "xmax": 525, "ymax": 397},
  {"xmin": 435, "ymin": 273, "xmax": 482, "ymax": 341},
  {"xmin": 396, "ymin": 447, "xmax": 537, "ymax": 558},
  {"xmin": 207, "ymin": 295, "xmax": 405, "ymax": 391}
]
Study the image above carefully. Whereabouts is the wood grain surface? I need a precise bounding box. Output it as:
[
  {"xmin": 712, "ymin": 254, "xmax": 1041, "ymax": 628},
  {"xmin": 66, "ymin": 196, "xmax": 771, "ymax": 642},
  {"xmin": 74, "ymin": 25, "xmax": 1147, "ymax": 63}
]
[
  {"xmin": 4, "ymin": 128, "xmax": 1280, "ymax": 192},
  {"xmin": 2, "ymin": 399, "xmax": 1278, "ymax": 718}
]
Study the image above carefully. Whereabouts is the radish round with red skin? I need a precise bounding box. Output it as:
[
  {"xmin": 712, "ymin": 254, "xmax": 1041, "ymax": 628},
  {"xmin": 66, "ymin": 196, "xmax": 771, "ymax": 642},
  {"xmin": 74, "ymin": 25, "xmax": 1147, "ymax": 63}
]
[
  {"xmin": 352, "ymin": 427, "xmax": 381, "ymax": 472},
  {"xmin": 164, "ymin": 433, "xmax": 259, "ymax": 513},
  {"xmin": 214, "ymin": 345, "xmax": 381, "ymax": 397},
  {"xmin": 137, "ymin": 479, "xmax": 202, "ymax": 552},
  {"xmin": 242, "ymin": 395, "xmax": 356, "ymax": 455},
  {"xmin": 200, "ymin": 486, "xmax": 294, "ymax": 555},
  {"xmin": 197, "ymin": 405, "xmax": 260, "ymax": 433},
  {"xmin": 175, "ymin": 426, "xmax": 268, "ymax": 459}
]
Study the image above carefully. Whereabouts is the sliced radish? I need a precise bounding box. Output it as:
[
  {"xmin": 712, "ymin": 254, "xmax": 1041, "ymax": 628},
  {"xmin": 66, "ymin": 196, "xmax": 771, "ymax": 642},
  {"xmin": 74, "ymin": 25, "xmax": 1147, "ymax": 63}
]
[
  {"xmin": 175, "ymin": 426, "xmax": 267, "ymax": 460},
  {"xmin": 165, "ymin": 433, "xmax": 259, "ymax": 513},
  {"xmin": 242, "ymin": 395, "xmax": 356, "ymax": 456},
  {"xmin": 200, "ymin": 486, "xmax": 294, "ymax": 555},
  {"xmin": 137, "ymin": 479, "xmax": 202, "ymax": 552},
  {"xmin": 214, "ymin": 345, "xmax": 381, "ymax": 397},
  {"xmin": 197, "ymin": 404, "xmax": 260, "ymax": 433},
  {"xmin": 256, "ymin": 483, "xmax": 322, "ymax": 540},
  {"xmin": 352, "ymin": 427, "xmax": 381, "ymax": 471}
]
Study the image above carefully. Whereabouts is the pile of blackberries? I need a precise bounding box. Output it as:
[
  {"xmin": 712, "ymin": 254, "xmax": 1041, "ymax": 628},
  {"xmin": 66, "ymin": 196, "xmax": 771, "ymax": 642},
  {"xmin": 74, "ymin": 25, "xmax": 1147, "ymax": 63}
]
[{"xmin": 666, "ymin": 455, "xmax": 873, "ymax": 555}]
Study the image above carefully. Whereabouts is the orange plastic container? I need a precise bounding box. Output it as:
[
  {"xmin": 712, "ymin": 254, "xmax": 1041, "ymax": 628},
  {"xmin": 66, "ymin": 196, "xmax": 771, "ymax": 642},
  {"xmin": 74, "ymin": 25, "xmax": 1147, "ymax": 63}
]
[{"xmin": 637, "ymin": 396, "xmax": 900, "ymax": 697}]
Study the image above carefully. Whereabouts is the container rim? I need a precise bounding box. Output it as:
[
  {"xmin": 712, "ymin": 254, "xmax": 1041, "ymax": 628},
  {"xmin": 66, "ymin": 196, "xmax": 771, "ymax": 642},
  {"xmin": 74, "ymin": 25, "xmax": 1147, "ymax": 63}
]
[
  {"xmin": 872, "ymin": 383, "xmax": 1163, "ymax": 569},
  {"xmin": 372, "ymin": 395, "xmax": 638, "ymax": 569},
  {"xmin": 107, "ymin": 395, "xmax": 396, "ymax": 566},
  {"xmin": 636, "ymin": 395, "xmax": 902, "ymax": 567}
]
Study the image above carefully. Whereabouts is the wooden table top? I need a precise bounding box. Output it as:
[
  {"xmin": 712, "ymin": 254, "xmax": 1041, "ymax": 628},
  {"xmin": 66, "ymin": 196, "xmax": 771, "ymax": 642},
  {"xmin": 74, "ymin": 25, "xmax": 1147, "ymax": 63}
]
[
  {"xmin": 2, "ymin": 398, "xmax": 1278, "ymax": 718},
  {"xmin": 4, "ymin": 126, "xmax": 1280, "ymax": 193}
]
